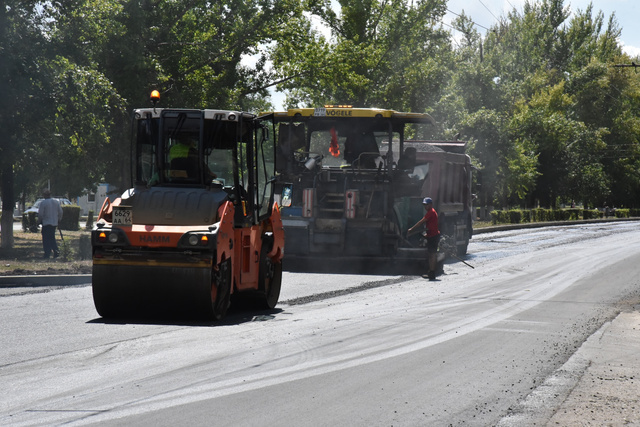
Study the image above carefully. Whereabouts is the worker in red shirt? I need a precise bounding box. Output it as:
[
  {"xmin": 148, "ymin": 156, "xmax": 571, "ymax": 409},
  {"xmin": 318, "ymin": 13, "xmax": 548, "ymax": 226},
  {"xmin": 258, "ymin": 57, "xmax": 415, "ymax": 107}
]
[{"xmin": 408, "ymin": 197, "xmax": 440, "ymax": 280}]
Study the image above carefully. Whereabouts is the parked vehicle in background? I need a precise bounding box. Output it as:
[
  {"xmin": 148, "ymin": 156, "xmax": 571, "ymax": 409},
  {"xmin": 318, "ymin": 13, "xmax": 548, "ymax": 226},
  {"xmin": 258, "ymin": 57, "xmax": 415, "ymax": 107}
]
[
  {"xmin": 21, "ymin": 197, "xmax": 73, "ymax": 232},
  {"xmin": 24, "ymin": 198, "xmax": 72, "ymax": 215},
  {"xmin": 403, "ymin": 140, "xmax": 474, "ymax": 256}
]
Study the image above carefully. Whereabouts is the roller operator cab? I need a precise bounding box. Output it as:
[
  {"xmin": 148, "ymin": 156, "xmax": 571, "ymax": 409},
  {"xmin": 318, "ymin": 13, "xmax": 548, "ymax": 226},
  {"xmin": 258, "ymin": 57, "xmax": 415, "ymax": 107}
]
[
  {"xmin": 271, "ymin": 106, "xmax": 473, "ymax": 268},
  {"xmin": 92, "ymin": 98, "xmax": 285, "ymax": 320}
]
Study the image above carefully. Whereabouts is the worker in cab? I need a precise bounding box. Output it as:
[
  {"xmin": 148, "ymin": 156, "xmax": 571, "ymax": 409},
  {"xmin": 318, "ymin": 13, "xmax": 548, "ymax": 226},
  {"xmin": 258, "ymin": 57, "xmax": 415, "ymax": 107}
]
[
  {"xmin": 407, "ymin": 197, "xmax": 440, "ymax": 280},
  {"xmin": 168, "ymin": 138, "xmax": 216, "ymax": 181},
  {"xmin": 344, "ymin": 131, "xmax": 381, "ymax": 169},
  {"xmin": 168, "ymin": 138, "xmax": 198, "ymax": 178}
]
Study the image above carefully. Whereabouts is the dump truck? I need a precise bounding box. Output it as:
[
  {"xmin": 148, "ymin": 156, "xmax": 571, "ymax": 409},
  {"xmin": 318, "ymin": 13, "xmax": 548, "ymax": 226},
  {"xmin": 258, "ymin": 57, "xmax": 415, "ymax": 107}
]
[
  {"xmin": 271, "ymin": 106, "xmax": 473, "ymax": 269},
  {"xmin": 92, "ymin": 93, "xmax": 284, "ymax": 319},
  {"xmin": 400, "ymin": 140, "xmax": 474, "ymax": 256}
]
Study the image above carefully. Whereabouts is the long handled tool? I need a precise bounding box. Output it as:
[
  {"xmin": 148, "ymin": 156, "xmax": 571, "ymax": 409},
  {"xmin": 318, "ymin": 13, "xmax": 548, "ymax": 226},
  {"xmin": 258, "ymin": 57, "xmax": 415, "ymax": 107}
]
[
  {"xmin": 437, "ymin": 234, "xmax": 474, "ymax": 269},
  {"xmin": 409, "ymin": 231, "xmax": 475, "ymax": 269},
  {"xmin": 447, "ymin": 251, "xmax": 474, "ymax": 269}
]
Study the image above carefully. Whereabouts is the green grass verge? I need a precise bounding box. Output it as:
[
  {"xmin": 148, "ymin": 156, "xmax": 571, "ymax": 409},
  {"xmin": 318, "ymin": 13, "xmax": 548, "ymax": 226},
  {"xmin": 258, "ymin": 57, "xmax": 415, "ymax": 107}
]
[{"xmin": 0, "ymin": 230, "xmax": 92, "ymax": 276}]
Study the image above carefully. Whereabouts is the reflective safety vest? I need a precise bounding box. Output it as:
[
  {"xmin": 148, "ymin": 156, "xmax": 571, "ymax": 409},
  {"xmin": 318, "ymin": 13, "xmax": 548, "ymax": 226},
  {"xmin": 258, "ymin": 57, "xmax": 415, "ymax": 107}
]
[{"xmin": 169, "ymin": 143, "xmax": 192, "ymax": 161}]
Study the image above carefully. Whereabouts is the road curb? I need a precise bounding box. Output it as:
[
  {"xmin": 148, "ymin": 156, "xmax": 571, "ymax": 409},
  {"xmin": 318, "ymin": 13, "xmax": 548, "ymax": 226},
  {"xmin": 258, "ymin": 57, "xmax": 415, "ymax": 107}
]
[{"xmin": 0, "ymin": 274, "xmax": 91, "ymax": 287}]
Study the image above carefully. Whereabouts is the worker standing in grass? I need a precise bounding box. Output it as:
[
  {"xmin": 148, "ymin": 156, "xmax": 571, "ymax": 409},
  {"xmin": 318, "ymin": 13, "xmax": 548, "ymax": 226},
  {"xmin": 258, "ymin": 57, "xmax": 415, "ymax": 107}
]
[
  {"xmin": 38, "ymin": 189, "xmax": 63, "ymax": 259},
  {"xmin": 408, "ymin": 197, "xmax": 440, "ymax": 280}
]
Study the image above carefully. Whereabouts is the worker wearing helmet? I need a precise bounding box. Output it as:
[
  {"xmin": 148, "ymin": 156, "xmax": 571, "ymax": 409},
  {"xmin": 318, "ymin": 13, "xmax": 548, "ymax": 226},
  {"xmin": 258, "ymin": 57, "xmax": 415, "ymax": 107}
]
[{"xmin": 407, "ymin": 197, "xmax": 440, "ymax": 280}]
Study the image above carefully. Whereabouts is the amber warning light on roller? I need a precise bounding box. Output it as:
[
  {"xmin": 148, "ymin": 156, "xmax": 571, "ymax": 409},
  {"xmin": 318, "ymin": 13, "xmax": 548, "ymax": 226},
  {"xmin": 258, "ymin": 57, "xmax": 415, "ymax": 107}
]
[{"xmin": 150, "ymin": 90, "xmax": 160, "ymax": 105}]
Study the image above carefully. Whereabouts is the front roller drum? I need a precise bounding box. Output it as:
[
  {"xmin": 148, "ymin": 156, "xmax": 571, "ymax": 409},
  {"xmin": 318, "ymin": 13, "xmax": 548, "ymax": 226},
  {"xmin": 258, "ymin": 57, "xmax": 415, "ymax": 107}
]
[{"xmin": 92, "ymin": 259, "xmax": 232, "ymax": 320}]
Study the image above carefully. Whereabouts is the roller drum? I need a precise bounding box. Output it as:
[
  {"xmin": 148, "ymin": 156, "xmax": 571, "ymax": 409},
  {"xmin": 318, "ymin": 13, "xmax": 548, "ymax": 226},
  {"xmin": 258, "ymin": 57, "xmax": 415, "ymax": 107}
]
[{"xmin": 92, "ymin": 263, "xmax": 215, "ymax": 319}]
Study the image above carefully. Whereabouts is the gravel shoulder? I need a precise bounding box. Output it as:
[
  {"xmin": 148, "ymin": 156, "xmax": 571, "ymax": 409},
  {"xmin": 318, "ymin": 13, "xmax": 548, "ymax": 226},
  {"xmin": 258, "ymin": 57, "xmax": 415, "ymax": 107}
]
[
  {"xmin": 497, "ymin": 308, "xmax": 640, "ymax": 426},
  {"xmin": 547, "ymin": 309, "xmax": 640, "ymax": 425}
]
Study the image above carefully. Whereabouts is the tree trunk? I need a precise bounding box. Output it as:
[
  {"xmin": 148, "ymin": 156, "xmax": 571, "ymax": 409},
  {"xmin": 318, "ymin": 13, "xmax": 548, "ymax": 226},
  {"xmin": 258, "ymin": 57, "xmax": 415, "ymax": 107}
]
[{"xmin": 1, "ymin": 162, "xmax": 15, "ymax": 249}]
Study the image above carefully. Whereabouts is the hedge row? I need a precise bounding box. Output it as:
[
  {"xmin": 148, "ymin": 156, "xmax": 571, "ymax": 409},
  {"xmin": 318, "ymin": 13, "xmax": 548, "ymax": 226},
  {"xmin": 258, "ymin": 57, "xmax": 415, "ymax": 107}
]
[{"xmin": 490, "ymin": 208, "xmax": 640, "ymax": 225}]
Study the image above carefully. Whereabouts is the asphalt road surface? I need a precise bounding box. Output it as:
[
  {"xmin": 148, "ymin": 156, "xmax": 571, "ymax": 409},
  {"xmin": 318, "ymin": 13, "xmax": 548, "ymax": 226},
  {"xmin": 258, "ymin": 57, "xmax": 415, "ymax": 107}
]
[{"xmin": 1, "ymin": 221, "xmax": 639, "ymax": 426}]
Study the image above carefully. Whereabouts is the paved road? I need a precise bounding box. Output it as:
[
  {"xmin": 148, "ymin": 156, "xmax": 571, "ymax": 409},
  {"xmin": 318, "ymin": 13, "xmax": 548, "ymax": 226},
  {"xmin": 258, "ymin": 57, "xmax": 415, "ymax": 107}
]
[{"xmin": 1, "ymin": 222, "xmax": 639, "ymax": 426}]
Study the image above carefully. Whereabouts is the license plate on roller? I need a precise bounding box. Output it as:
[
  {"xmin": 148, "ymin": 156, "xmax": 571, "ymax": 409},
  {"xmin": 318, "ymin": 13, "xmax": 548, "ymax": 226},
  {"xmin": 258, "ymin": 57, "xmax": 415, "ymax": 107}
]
[{"xmin": 112, "ymin": 206, "xmax": 133, "ymax": 226}]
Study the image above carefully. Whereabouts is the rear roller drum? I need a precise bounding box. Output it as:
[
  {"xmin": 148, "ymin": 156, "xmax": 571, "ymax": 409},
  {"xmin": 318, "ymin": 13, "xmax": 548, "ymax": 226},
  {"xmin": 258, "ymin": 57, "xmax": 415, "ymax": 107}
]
[{"xmin": 259, "ymin": 242, "xmax": 282, "ymax": 310}]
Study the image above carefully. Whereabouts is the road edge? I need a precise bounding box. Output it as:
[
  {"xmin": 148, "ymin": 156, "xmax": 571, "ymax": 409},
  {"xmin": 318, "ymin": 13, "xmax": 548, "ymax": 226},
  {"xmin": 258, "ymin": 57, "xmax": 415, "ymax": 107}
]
[{"xmin": 0, "ymin": 274, "xmax": 91, "ymax": 287}]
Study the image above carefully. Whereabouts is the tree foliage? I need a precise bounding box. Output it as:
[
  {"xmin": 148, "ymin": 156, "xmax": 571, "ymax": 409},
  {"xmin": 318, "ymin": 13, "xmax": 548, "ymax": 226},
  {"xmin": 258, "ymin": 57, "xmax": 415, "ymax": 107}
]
[
  {"xmin": 439, "ymin": 0, "xmax": 638, "ymax": 209},
  {"xmin": 272, "ymin": 0, "xmax": 452, "ymax": 111},
  {"xmin": 2, "ymin": 0, "xmax": 640, "ymax": 250},
  {"xmin": 1, "ymin": 1, "xmax": 58, "ymax": 247}
]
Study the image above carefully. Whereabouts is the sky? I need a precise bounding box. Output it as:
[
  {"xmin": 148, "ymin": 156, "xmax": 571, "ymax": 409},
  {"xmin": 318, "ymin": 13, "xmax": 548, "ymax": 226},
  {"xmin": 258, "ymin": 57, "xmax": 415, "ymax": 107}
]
[{"xmin": 270, "ymin": 0, "xmax": 639, "ymax": 109}]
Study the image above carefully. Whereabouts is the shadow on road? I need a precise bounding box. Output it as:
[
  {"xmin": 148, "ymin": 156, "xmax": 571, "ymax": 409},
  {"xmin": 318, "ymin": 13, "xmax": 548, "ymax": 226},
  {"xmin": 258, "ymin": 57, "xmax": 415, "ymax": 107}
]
[
  {"xmin": 283, "ymin": 254, "xmax": 470, "ymax": 276},
  {"xmin": 86, "ymin": 305, "xmax": 286, "ymax": 327}
]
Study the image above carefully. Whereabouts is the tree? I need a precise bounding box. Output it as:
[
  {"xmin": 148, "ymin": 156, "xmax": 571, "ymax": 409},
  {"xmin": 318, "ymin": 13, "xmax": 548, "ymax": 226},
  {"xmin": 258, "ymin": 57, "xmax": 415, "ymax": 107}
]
[
  {"xmin": 272, "ymin": 0, "xmax": 452, "ymax": 112},
  {"xmin": 448, "ymin": 0, "xmax": 637, "ymax": 209},
  {"xmin": 457, "ymin": 108, "xmax": 538, "ymax": 208},
  {"xmin": 569, "ymin": 60, "xmax": 640, "ymax": 207},
  {"xmin": 509, "ymin": 80, "xmax": 609, "ymax": 207},
  {"xmin": 1, "ymin": 0, "xmax": 306, "ymax": 220},
  {"xmin": 50, "ymin": 0, "xmax": 305, "ymax": 190},
  {"xmin": 0, "ymin": 2, "xmax": 124, "ymax": 249},
  {"xmin": 1, "ymin": 1, "xmax": 56, "ymax": 248}
]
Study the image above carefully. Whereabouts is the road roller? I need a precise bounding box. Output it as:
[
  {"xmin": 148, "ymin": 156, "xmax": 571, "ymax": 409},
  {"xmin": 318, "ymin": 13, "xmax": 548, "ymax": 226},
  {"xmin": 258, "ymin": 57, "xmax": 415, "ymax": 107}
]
[{"xmin": 91, "ymin": 93, "xmax": 284, "ymax": 320}]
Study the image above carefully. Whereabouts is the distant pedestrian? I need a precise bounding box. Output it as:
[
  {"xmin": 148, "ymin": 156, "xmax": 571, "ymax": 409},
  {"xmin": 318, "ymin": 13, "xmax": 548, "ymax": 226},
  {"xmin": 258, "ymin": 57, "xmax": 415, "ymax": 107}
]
[
  {"xmin": 38, "ymin": 189, "xmax": 63, "ymax": 259},
  {"xmin": 408, "ymin": 197, "xmax": 440, "ymax": 280}
]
